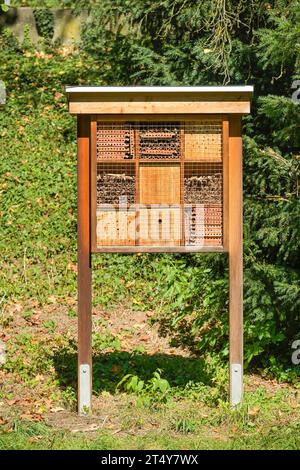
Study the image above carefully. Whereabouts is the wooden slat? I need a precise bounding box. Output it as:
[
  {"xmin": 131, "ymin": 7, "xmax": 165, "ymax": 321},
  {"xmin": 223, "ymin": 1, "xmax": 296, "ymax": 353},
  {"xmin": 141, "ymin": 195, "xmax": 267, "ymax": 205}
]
[
  {"xmin": 68, "ymin": 91, "xmax": 252, "ymax": 115},
  {"xmin": 70, "ymin": 100, "xmax": 250, "ymax": 115},
  {"xmin": 95, "ymin": 159, "xmax": 135, "ymax": 164},
  {"xmin": 94, "ymin": 114, "xmax": 231, "ymax": 122},
  {"xmin": 69, "ymin": 91, "xmax": 252, "ymax": 102},
  {"xmin": 94, "ymin": 245, "xmax": 224, "ymax": 253}
]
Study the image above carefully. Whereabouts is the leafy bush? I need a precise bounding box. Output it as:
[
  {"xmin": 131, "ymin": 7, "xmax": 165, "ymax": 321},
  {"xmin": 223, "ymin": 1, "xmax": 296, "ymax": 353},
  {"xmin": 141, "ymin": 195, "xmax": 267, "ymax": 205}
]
[
  {"xmin": 117, "ymin": 369, "xmax": 171, "ymax": 406},
  {"xmin": 33, "ymin": 9, "xmax": 55, "ymax": 41}
]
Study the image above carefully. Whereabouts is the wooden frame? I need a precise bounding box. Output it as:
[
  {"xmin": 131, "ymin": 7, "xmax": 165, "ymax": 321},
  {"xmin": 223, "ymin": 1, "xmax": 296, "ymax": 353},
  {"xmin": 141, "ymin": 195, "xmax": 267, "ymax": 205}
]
[
  {"xmin": 67, "ymin": 86, "xmax": 253, "ymax": 415},
  {"xmin": 91, "ymin": 115, "xmax": 226, "ymax": 253}
]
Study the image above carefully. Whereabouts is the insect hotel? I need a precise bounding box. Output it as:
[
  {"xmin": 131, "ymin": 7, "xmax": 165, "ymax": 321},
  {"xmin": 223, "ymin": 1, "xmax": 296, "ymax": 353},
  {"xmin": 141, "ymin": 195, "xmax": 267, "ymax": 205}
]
[{"xmin": 65, "ymin": 86, "xmax": 253, "ymax": 414}]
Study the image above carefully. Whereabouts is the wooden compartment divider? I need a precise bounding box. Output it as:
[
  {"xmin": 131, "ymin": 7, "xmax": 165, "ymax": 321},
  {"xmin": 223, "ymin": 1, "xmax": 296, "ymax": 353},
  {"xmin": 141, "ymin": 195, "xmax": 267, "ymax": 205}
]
[{"xmin": 135, "ymin": 125, "xmax": 140, "ymax": 245}]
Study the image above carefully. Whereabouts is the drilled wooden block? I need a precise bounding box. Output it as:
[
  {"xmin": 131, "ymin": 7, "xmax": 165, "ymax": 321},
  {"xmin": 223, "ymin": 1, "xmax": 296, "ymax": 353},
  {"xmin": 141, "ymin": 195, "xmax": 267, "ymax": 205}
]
[
  {"xmin": 138, "ymin": 207, "xmax": 181, "ymax": 246},
  {"xmin": 184, "ymin": 121, "xmax": 222, "ymax": 161},
  {"xmin": 97, "ymin": 122, "xmax": 135, "ymax": 160},
  {"xmin": 184, "ymin": 204, "xmax": 222, "ymax": 247},
  {"xmin": 96, "ymin": 208, "xmax": 136, "ymax": 246}
]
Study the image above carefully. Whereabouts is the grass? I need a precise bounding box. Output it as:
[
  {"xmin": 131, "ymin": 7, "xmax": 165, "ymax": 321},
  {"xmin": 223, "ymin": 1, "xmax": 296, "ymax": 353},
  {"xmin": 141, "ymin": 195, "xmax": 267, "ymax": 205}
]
[
  {"xmin": 0, "ymin": 303, "xmax": 299, "ymax": 450},
  {"xmin": 1, "ymin": 385, "xmax": 299, "ymax": 450}
]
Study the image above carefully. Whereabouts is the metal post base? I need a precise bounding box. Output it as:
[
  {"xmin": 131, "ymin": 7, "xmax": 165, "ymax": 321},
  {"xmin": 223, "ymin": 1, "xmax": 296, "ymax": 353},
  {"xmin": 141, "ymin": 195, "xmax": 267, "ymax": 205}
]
[
  {"xmin": 79, "ymin": 364, "xmax": 91, "ymax": 415},
  {"xmin": 230, "ymin": 363, "xmax": 243, "ymax": 407}
]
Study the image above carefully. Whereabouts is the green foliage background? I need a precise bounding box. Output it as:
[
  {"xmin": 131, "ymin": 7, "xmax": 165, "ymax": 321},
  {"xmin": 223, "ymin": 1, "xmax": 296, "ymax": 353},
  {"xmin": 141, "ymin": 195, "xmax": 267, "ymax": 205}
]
[{"xmin": 0, "ymin": 0, "xmax": 299, "ymax": 379}]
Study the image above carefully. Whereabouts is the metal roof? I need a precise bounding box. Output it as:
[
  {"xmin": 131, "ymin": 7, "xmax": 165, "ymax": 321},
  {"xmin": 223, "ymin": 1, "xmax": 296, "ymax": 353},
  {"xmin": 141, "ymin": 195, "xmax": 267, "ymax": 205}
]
[{"xmin": 65, "ymin": 86, "xmax": 254, "ymax": 94}]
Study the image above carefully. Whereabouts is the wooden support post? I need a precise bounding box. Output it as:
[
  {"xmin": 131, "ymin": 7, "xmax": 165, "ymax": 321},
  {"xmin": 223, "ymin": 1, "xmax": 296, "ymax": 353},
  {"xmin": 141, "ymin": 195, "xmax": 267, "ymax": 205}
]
[
  {"xmin": 180, "ymin": 123, "xmax": 185, "ymax": 245},
  {"xmin": 77, "ymin": 115, "xmax": 92, "ymax": 415},
  {"xmin": 228, "ymin": 115, "xmax": 243, "ymax": 406},
  {"xmin": 135, "ymin": 126, "xmax": 140, "ymax": 246},
  {"xmin": 222, "ymin": 118, "xmax": 229, "ymax": 252}
]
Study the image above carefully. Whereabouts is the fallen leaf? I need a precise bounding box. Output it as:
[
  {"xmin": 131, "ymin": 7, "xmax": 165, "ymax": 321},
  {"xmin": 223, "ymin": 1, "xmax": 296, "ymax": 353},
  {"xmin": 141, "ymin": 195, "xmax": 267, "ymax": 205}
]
[
  {"xmin": 35, "ymin": 374, "xmax": 45, "ymax": 382},
  {"xmin": 28, "ymin": 436, "xmax": 43, "ymax": 443},
  {"xmin": 66, "ymin": 297, "xmax": 76, "ymax": 306},
  {"xmin": 0, "ymin": 333, "xmax": 10, "ymax": 342},
  {"xmin": 248, "ymin": 406, "xmax": 260, "ymax": 417},
  {"xmin": 50, "ymin": 407, "xmax": 65, "ymax": 413},
  {"xmin": 0, "ymin": 417, "xmax": 8, "ymax": 425},
  {"xmin": 57, "ymin": 46, "xmax": 74, "ymax": 57},
  {"xmin": 55, "ymin": 92, "xmax": 64, "ymax": 101},
  {"xmin": 12, "ymin": 303, "xmax": 23, "ymax": 313},
  {"xmin": 112, "ymin": 428, "xmax": 122, "ymax": 435},
  {"xmin": 6, "ymin": 399, "xmax": 18, "ymax": 406},
  {"xmin": 150, "ymin": 348, "xmax": 161, "ymax": 354},
  {"xmin": 139, "ymin": 335, "xmax": 149, "ymax": 342},
  {"xmin": 68, "ymin": 263, "xmax": 77, "ymax": 273},
  {"xmin": 28, "ymin": 315, "xmax": 40, "ymax": 326},
  {"xmin": 20, "ymin": 413, "xmax": 43, "ymax": 422},
  {"xmin": 71, "ymin": 424, "xmax": 100, "ymax": 433},
  {"xmin": 146, "ymin": 311, "xmax": 154, "ymax": 317},
  {"xmin": 43, "ymin": 399, "xmax": 53, "ymax": 409},
  {"xmin": 247, "ymin": 421, "xmax": 256, "ymax": 427}
]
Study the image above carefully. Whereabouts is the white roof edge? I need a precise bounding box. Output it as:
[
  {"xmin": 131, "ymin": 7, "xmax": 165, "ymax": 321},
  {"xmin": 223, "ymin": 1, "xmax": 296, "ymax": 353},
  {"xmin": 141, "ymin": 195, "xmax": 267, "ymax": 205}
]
[{"xmin": 65, "ymin": 86, "xmax": 254, "ymax": 94}]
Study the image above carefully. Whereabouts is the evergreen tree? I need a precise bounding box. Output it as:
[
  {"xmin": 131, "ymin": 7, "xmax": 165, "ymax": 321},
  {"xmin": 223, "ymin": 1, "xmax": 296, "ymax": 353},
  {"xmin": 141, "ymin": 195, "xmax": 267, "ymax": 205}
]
[{"xmin": 78, "ymin": 0, "xmax": 300, "ymax": 374}]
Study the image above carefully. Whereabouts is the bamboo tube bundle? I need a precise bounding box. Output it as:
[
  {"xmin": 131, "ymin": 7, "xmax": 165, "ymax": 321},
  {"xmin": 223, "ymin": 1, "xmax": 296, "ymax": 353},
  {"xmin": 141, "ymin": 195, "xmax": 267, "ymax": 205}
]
[{"xmin": 97, "ymin": 172, "xmax": 136, "ymax": 205}]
